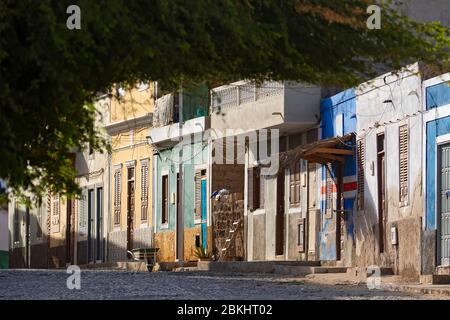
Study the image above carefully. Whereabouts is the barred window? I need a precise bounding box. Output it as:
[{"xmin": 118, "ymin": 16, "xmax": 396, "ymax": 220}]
[
  {"xmin": 399, "ymin": 125, "xmax": 409, "ymax": 205},
  {"xmin": 114, "ymin": 169, "xmax": 122, "ymax": 225},
  {"xmin": 357, "ymin": 139, "xmax": 365, "ymax": 210}
]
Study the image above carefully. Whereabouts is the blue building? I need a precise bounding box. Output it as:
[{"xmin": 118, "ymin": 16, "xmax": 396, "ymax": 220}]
[
  {"xmin": 423, "ymin": 73, "xmax": 450, "ymax": 273},
  {"xmin": 319, "ymin": 89, "xmax": 357, "ymax": 264}
]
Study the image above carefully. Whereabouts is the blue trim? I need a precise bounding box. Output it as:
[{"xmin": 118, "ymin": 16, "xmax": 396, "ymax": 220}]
[
  {"xmin": 425, "ymin": 115, "xmax": 450, "ymax": 230},
  {"xmin": 426, "ymin": 81, "xmax": 450, "ymax": 110}
]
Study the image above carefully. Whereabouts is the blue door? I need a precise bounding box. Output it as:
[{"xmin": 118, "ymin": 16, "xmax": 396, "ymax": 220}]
[{"xmin": 201, "ymin": 179, "xmax": 207, "ymax": 249}]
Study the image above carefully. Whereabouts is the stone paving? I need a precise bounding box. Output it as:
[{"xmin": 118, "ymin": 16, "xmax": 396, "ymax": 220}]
[{"xmin": 0, "ymin": 269, "xmax": 447, "ymax": 300}]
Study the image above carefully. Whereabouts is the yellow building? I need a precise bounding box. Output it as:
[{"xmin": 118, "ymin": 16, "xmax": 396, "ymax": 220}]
[{"xmin": 105, "ymin": 83, "xmax": 155, "ymax": 261}]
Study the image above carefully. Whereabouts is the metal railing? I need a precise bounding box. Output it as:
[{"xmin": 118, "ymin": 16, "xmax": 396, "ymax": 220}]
[{"xmin": 211, "ymin": 80, "xmax": 283, "ymax": 111}]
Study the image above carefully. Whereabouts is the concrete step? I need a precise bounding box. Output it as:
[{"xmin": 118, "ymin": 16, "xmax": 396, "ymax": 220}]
[
  {"xmin": 173, "ymin": 267, "xmax": 199, "ymax": 272},
  {"xmin": 348, "ymin": 267, "xmax": 394, "ymax": 282},
  {"xmin": 198, "ymin": 260, "xmax": 323, "ymax": 275},
  {"xmin": 159, "ymin": 261, "xmax": 197, "ymax": 271},
  {"xmin": 435, "ymin": 266, "xmax": 450, "ymax": 275},
  {"xmin": 420, "ymin": 274, "xmax": 450, "ymax": 285}
]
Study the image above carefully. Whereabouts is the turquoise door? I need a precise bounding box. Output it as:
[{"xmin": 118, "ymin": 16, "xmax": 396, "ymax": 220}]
[{"xmin": 201, "ymin": 179, "xmax": 207, "ymax": 249}]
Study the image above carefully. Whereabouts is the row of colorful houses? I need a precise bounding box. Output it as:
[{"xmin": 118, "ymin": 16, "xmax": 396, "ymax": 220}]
[{"xmin": 5, "ymin": 63, "xmax": 450, "ymax": 281}]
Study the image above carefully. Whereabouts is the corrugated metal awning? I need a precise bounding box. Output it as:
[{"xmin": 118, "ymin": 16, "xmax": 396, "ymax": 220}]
[{"xmin": 279, "ymin": 133, "xmax": 355, "ymax": 167}]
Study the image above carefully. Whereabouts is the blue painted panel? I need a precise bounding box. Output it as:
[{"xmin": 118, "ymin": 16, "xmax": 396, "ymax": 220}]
[
  {"xmin": 425, "ymin": 115, "xmax": 450, "ymax": 230},
  {"xmin": 201, "ymin": 179, "xmax": 207, "ymax": 249},
  {"xmin": 320, "ymin": 88, "xmax": 357, "ymax": 139},
  {"xmin": 426, "ymin": 81, "xmax": 450, "ymax": 110}
]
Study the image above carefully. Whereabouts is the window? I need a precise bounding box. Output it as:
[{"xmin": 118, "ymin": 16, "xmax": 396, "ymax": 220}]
[
  {"xmin": 248, "ymin": 167, "xmax": 264, "ymax": 211},
  {"xmin": 13, "ymin": 203, "xmax": 20, "ymax": 243},
  {"xmin": 79, "ymin": 190, "xmax": 87, "ymax": 234},
  {"xmin": 114, "ymin": 168, "xmax": 122, "ymax": 225},
  {"xmin": 51, "ymin": 194, "xmax": 60, "ymax": 233},
  {"xmin": 399, "ymin": 125, "xmax": 409, "ymax": 205},
  {"xmin": 289, "ymin": 162, "xmax": 301, "ymax": 207},
  {"xmin": 36, "ymin": 205, "xmax": 43, "ymax": 239},
  {"xmin": 161, "ymin": 175, "xmax": 169, "ymax": 224},
  {"xmin": 141, "ymin": 163, "xmax": 149, "ymax": 221},
  {"xmin": 297, "ymin": 218, "xmax": 305, "ymax": 252},
  {"xmin": 357, "ymin": 139, "xmax": 365, "ymax": 210},
  {"xmin": 194, "ymin": 170, "xmax": 202, "ymax": 221},
  {"xmin": 195, "ymin": 169, "xmax": 207, "ymax": 221}
]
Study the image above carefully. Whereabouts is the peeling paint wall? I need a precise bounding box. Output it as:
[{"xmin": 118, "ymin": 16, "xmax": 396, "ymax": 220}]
[{"xmin": 354, "ymin": 64, "xmax": 423, "ymax": 278}]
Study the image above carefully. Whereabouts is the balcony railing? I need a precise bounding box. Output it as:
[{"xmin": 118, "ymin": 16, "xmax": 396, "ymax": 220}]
[{"xmin": 211, "ymin": 80, "xmax": 283, "ymax": 111}]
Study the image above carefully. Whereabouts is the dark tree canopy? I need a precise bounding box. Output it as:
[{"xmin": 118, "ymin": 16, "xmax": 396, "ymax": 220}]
[{"xmin": 0, "ymin": 0, "xmax": 448, "ymax": 201}]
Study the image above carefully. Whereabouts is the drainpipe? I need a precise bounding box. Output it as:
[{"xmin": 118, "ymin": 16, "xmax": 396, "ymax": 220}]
[{"xmin": 176, "ymin": 88, "xmax": 184, "ymax": 264}]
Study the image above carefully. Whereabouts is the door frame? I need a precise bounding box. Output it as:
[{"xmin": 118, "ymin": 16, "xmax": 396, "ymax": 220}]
[
  {"xmin": 436, "ymin": 139, "xmax": 450, "ymax": 266},
  {"xmin": 376, "ymin": 132, "xmax": 387, "ymax": 253},
  {"xmin": 126, "ymin": 166, "xmax": 135, "ymax": 251},
  {"xmin": 276, "ymin": 169, "xmax": 285, "ymax": 256}
]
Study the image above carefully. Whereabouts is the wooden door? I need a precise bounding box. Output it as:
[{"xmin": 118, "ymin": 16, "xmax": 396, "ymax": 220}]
[
  {"xmin": 127, "ymin": 167, "xmax": 135, "ymax": 251},
  {"xmin": 377, "ymin": 133, "xmax": 386, "ymax": 253},
  {"xmin": 276, "ymin": 170, "xmax": 285, "ymax": 256}
]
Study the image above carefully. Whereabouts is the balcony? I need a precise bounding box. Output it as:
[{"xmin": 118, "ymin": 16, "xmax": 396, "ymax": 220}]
[
  {"xmin": 210, "ymin": 81, "xmax": 321, "ymax": 135},
  {"xmin": 149, "ymin": 92, "xmax": 210, "ymax": 147}
]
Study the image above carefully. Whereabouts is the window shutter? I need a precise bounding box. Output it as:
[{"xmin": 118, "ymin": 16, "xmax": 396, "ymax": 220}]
[
  {"xmin": 357, "ymin": 139, "xmax": 365, "ymax": 210},
  {"xmin": 162, "ymin": 175, "xmax": 169, "ymax": 224},
  {"xmin": 399, "ymin": 125, "xmax": 409, "ymax": 204},
  {"xmin": 114, "ymin": 169, "xmax": 122, "ymax": 225},
  {"xmin": 194, "ymin": 170, "xmax": 202, "ymax": 220},
  {"xmin": 290, "ymin": 162, "xmax": 301, "ymax": 207},
  {"xmin": 141, "ymin": 164, "xmax": 148, "ymax": 221}
]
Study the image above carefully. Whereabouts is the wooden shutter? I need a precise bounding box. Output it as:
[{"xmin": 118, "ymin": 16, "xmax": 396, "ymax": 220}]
[
  {"xmin": 141, "ymin": 164, "xmax": 148, "ymax": 221},
  {"xmin": 260, "ymin": 170, "xmax": 265, "ymax": 209},
  {"xmin": 399, "ymin": 125, "xmax": 409, "ymax": 204},
  {"xmin": 290, "ymin": 162, "xmax": 301, "ymax": 207},
  {"xmin": 114, "ymin": 169, "xmax": 121, "ymax": 225},
  {"xmin": 357, "ymin": 139, "xmax": 365, "ymax": 210},
  {"xmin": 51, "ymin": 194, "xmax": 60, "ymax": 233},
  {"xmin": 194, "ymin": 170, "xmax": 202, "ymax": 220},
  {"xmin": 162, "ymin": 175, "xmax": 168, "ymax": 224}
]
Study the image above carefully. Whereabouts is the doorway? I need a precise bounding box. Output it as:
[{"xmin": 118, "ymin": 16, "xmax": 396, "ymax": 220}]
[
  {"xmin": 127, "ymin": 167, "xmax": 135, "ymax": 251},
  {"xmin": 201, "ymin": 175, "xmax": 207, "ymax": 250},
  {"xmin": 87, "ymin": 189, "xmax": 95, "ymax": 263},
  {"xmin": 439, "ymin": 143, "xmax": 450, "ymax": 266},
  {"xmin": 65, "ymin": 199, "xmax": 73, "ymax": 265},
  {"xmin": 377, "ymin": 133, "xmax": 386, "ymax": 253},
  {"xmin": 276, "ymin": 170, "xmax": 285, "ymax": 256},
  {"xmin": 96, "ymin": 187, "xmax": 103, "ymax": 262}
]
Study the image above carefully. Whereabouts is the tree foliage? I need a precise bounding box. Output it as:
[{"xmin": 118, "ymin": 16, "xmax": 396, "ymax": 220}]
[{"xmin": 0, "ymin": 0, "xmax": 448, "ymax": 201}]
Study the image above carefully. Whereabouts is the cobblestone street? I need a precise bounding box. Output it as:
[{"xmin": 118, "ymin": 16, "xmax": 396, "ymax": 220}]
[{"xmin": 0, "ymin": 270, "xmax": 446, "ymax": 300}]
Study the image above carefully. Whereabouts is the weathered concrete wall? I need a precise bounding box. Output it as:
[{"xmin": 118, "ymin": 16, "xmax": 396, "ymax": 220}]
[
  {"xmin": 287, "ymin": 213, "xmax": 301, "ymax": 260},
  {"xmin": 154, "ymin": 230, "xmax": 176, "ymax": 262},
  {"xmin": 354, "ymin": 64, "xmax": 423, "ymax": 278},
  {"xmin": 212, "ymin": 194, "xmax": 244, "ymax": 261},
  {"xmin": 421, "ymin": 229, "xmax": 437, "ymax": 275},
  {"xmin": 252, "ymin": 213, "xmax": 266, "ymax": 260}
]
